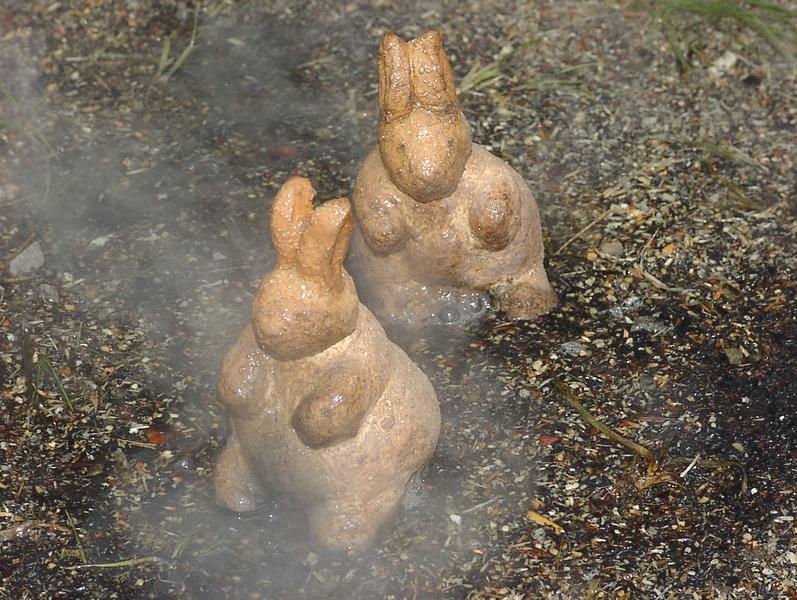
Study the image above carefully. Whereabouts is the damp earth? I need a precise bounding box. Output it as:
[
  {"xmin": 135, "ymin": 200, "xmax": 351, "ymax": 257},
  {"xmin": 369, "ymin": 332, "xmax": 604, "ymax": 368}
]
[{"xmin": 1, "ymin": 1, "xmax": 796, "ymax": 599}]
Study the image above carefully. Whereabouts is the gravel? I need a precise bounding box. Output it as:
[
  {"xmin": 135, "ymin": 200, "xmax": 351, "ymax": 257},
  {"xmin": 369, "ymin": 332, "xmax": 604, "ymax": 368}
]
[{"xmin": 1, "ymin": 1, "xmax": 795, "ymax": 599}]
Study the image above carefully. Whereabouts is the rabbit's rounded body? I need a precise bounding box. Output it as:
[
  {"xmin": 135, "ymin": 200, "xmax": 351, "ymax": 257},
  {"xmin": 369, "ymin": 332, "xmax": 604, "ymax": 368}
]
[
  {"xmin": 351, "ymin": 31, "xmax": 556, "ymax": 323},
  {"xmin": 213, "ymin": 176, "xmax": 440, "ymax": 550},
  {"xmin": 353, "ymin": 143, "xmax": 556, "ymax": 321},
  {"xmin": 216, "ymin": 309, "xmax": 439, "ymax": 529},
  {"xmin": 355, "ymin": 143, "xmax": 541, "ymax": 287}
]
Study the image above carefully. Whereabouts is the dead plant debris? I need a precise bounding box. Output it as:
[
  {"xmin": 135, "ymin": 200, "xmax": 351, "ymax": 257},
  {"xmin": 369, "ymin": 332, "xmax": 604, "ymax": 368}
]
[{"xmin": 1, "ymin": 1, "xmax": 795, "ymax": 599}]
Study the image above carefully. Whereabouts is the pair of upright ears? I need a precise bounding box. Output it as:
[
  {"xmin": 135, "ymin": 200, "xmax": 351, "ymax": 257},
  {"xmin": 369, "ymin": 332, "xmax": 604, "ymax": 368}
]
[
  {"xmin": 271, "ymin": 177, "xmax": 352, "ymax": 292},
  {"xmin": 378, "ymin": 31, "xmax": 460, "ymax": 123},
  {"xmin": 271, "ymin": 33, "xmax": 456, "ymax": 285}
]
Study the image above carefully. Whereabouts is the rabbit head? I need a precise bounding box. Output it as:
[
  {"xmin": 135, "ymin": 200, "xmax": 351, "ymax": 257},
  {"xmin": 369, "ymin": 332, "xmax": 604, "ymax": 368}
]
[
  {"xmin": 377, "ymin": 31, "xmax": 472, "ymax": 203},
  {"xmin": 252, "ymin": 177, "xmax": 359, "ymax": 361}
]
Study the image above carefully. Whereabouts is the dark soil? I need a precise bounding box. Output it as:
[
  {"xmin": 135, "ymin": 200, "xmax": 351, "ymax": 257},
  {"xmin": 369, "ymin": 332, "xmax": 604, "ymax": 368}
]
[{"xmin": 1, "ymin": 1, "xmax": 795, "ymax": 598}]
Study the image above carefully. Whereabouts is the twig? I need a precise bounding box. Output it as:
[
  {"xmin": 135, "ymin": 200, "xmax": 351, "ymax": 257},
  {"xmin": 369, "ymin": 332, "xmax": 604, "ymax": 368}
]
[
  {"xmin": 516, "ymin": 77, "xmax": 583, "ymax": 92},
  {"xmin": 554, "ymin": 207, "xmax": 614, "ymax": 255},
  {"xmin": 22, "ymin": 328, "xmax": 37, "ymax": 405},
  {"xmin": 0, "ymin": 520, "xmax": 70, "ymax": 543},
  {"xmin": 676, "ymin": 138, "xmax": 769, "ymax": 172},
  {"xmin": 516, "ymin": 61, "xmax": 598, "ymax": 93},
  {"xmin": 678, "ymin": 453, "xmax": 701, "ymax": 478},
  {"xmin": 75, "ymin": 556, "xmax": 169, "ymax": 569},
  {"xmin": 635, "ymin": 227, "xmax": 691, "ymax": 293},
  {"xmin": 171, "ymin": 534, "xmax": 192, "ymax": 559},
  {"xmin": 526, "ymin": 510, "xmax": 564, "ymax": 533},
  {"xmin": 162, "ymin": 2, "xmax": 201, "ymax": 81},
  {"xmin": 208, "ymin": 0, "xmax": 231, "ymax": 18},
  {"xmin": 645, "ymin": 0, "xmax": 797, "ymax": 66},
  {"xmin": 631, "ymin": 265, "xmax": 691, "ymax": 293},
  {"xmin": 296, "ymin": 55, "xmax": 335, "ymax": 69},
  {"xmin": 119, "ymin": 439, "xmax": 157, "ymax": 449},
  {"xmin": 458, "ymin": 40, "xmax": 535, "ymax": 93},
  {"xmin": 462, "ymin": 496, "xmax": 502, "ymax": 514},
  {"xmin": 65, "ymin": 51, "xmax": 143, "ymax": 63},
  {"xmin": 555, "ymin": 380, "xmax": 748, "ymax": 494},
  {"xmin": 39, "ymin": 354, "xmax": 74, "ymax": 412},
  {"xmin": 15, "ymin": 479, "xmax": 26, "ymax": 501},
  {"xmin": 553, "ymin": 379, "xmax": 654, "ymax": 460},
  {"xmin": 667, "ymin": 456, "xmax": 748, "ymax": 493},
  {"xmin": 717, "ymin": 175, "xmax": 759, "ymax": 210},
  {"xmin": 155, "ymin": 37, "xmax": 172, "ymax": 78},
  {"xmin": 65, "ymin": 511, "xmax": 87, "ymax": 564},
  {"xmin": 155, "ymin": 2, "xmax": 202, "ymax": 82},
  {"xmin": 459, "ymin": 62, "xmax": 503, "ymax": 93}
]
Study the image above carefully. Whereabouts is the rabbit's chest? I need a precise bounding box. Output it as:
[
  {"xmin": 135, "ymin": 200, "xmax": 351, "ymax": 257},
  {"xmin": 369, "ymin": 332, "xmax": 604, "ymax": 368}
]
[
  {"xmin": 259, "ymin": 359, "xmax": 345, "ymax": 414},
  {"xmin": 401, "ymin": 195, "xmax": 476, "ymax": 276}
]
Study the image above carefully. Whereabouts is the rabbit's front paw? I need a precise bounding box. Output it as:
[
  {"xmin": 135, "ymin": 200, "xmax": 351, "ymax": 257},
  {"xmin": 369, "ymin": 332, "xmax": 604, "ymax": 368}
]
[
  {"xmin": 360, "ymin": 205, "xmax": 409, "ymax": 253},
  {"xmin": 468, "ymin": 179, "xmax": 521, "ymax": 251},
  {"xmin": 291, "ymin": 379, "xmax": 373, "ymax": 449},
  {"xmin": 493, "ymin": 281, "xmax": 557, "ymax": 320}
]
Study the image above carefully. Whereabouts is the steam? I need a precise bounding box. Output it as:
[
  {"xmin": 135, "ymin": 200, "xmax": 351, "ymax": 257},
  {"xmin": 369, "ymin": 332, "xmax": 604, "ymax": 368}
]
[{"xmin": 2, "ymin": 8, "xmax": 543, "ymax": 597}]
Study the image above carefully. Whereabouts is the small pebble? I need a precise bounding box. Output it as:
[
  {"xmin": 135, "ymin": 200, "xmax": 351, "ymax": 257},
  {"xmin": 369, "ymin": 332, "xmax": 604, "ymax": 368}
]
[
  {"xmin": 559, "ymin": 341, "xmax": 586, "ymax": 357},
  {"xmin": 315, "ymin": 127, "xmax": 336, "ymax": 141},
  {"xmin": 609, "ymin": 295, "xmax": 643, "ymax": 319},
  {"xmin": 641, "ymin": 116, "xmax": 658, "ymax": 129},
  {"xmin": 636, "ymin": 374, "xmax": 657, "ymax": 392},
  {"xmin": 724, "ymin": 347, "xmax": 744, "ymax": 365},
  {"xmin": 89, "ymin": 235, "xmax": 112, "ymax": 248},
  {"xmin": 631, "ymin": 316, "xmax": 668, "ymax": 334},
  {"xmin": 9, "ymin": 241, "xmax": 45, "ymax": 276},
  {"xmin": 39, "ymin": 283, "xmax": 61, "ymax": 304},
  {"xmin": 599, "ymin": 239, "xmax": 624, "ymax": 258}
]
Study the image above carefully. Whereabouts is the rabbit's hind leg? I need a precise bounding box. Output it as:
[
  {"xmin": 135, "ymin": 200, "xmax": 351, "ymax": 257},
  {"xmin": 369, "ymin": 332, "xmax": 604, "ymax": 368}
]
[
  {"xmin": 491, "ymin": 266, "xmax": 557, "ymax": 320},
  {"xmin": 309, "ymin": 484, "xmax": 406, "ymax": 550},
  {"xmin": 213, "ymin": 431, "xmax": 265, "ymax": 512}
]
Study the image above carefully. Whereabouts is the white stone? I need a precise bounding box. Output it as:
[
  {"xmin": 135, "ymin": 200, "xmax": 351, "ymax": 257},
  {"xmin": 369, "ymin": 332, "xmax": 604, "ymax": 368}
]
[{"xmin": 9, "ymin": 241, "xmax": 45, "ymax": 276}]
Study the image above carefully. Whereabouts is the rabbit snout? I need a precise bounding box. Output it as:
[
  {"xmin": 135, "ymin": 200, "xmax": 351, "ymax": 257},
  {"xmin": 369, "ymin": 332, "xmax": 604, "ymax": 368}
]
[{"xmin": 380, "ymin": 110, "xmax": 471, "ymax": 203}]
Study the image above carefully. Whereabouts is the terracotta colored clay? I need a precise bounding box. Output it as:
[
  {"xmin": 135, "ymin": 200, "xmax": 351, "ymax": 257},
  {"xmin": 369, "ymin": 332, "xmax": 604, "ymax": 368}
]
[
  {"xmin": 213, "ymin": 176, "xmax": 440, "ymax": 550},
  {"xmin": 352, "ymin": 31, "xmax": 557, "ymax": 323}
]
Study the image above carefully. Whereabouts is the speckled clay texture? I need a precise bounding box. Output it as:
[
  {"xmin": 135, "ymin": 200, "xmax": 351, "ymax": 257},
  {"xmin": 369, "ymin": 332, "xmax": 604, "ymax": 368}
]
[
  {"xmin": 352, "ymin": 31, "xmax": 557, "ymax": 322},
  {"xmin": 213, "ymin": 177, "xmax": 440, "ymax": 550}
]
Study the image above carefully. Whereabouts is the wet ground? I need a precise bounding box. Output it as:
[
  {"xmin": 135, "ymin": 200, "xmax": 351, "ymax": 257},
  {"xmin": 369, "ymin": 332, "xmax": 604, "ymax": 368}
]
[{"xmin": 1, "ymin": 1, "xmax": 796, "ymax": 598}]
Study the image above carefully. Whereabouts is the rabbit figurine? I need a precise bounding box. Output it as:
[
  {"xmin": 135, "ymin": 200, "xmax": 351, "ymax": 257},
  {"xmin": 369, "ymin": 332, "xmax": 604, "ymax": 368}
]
[
  {"xmin": 352, "ymin": 31, "xmax": 557, "ymax": 323},
  {"xmin": 213, "ymin": 176, "xmax": 440, "ymax": 550}
]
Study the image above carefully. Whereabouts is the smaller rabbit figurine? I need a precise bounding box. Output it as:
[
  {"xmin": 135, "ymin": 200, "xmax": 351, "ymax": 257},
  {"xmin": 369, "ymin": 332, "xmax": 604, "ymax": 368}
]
[
  {"xmin": 213, "ymin": 176, "xmax": 440, "ymax": 550},
  {"xmin": 352, "ymin": 31, "xmax": 557, "ymax": 324}
]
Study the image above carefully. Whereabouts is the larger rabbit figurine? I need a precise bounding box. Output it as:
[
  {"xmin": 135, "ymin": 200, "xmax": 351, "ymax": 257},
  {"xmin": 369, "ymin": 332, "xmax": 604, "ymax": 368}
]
[
  {"xmin": 352, "ymin": 31, "xmax": 557, "ymax": 323},
  {"xmin": 213, "ymin": 176, "xmax": 440, "ymax": 550}
]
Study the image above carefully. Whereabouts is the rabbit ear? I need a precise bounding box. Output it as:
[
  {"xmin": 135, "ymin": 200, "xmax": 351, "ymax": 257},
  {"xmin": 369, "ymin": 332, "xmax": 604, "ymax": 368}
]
[
  {"xmin": 378, "ymin": 32, "xmax": 412, "ymax": 123},
  {"xmin": 297, "ymin": 198, "xmax": 353, "ymax": 291},
  {"xmin": 408, "ymin": 31, "xmax": 458, "ymax": 112},
  {"xmin": 271, "ymin": 176, "xmax": 314, "ymax": 268}
]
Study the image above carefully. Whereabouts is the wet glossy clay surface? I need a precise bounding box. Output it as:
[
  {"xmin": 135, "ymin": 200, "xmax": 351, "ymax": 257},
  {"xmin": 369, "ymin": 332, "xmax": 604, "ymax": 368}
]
[
  {"xmin": 213, "ymin": 177, "xmax": 440, "ymax": 550},
  {"xmin": 352, "ymin": 31, "xmax": 557, "ymax": 324}
]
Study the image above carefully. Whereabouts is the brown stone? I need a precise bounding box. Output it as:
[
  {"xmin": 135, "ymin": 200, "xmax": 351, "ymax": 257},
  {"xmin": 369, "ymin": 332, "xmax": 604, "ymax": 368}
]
[
  {"xmin": 213, "ymin": 176, "xmax": 440, "ymax": 550},
  {"xmin": 352, "ymin": 31, "xmax": 557, "ymax": 323}
]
